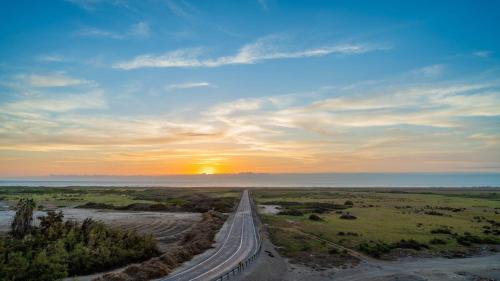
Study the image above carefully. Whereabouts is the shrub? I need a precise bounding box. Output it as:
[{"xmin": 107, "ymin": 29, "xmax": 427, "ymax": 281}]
[
  {"xmin": 455, "ymin": 234, "xmax": 500, "ymax": 246},
  {"xmin": 344, "ymin": 200, "xmax": 354, "ymax": 206},
  {"xmin": 309, "ymin": 214, "xmax": 323, "ymax": 221},
  {"xmin": 425, "ymin": 211, "xmax": 445, "ymax": 216},
  {"xmin": 395, "ymin": 239, "xmax": 429, "ymax": 250},
  {"xmin": 357, "ymin": 241, "xmax": 394, "ymax": 258},
  {"xmin": 430, "ymin": 228, "xmax": 452, "ymax": 235},
  {"xmin": 340, "ymin": 212, "xmax": 357, "ymax": 220},
  {"xmin": 278, "ymin": 209, "xmax": 303, "ymax": 216},
  {"xmin": 429, "ymin": 238, "xmax": 447, "ymax": 245},
  {"xmin": 328, "ymin": 248, "xmax": 339, "ymax": 254}
]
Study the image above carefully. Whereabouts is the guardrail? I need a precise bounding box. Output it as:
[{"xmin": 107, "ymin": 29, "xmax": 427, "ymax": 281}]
[
  {"xmin": 211, "ymin": 192, "xmax": 263, "ymax": 281},
  {"xmin": 211, "ymin": 238, "xmax": 262, "ymax": 281}
]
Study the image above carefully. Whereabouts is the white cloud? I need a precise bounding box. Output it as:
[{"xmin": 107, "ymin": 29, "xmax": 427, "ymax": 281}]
[
  {"xmin": 2, "ymin": 90, "xmax": 106, "ymax": 113},
  {"xmin": 77, "ymin": 27, "xmax": 124, "ymax": 39},
  {"xmin": 24, "ymin": 73, "xmax": 93, "ymax": 88},
  {"xmin": 473, "ymin": 50, "xmax": 492, "ymax": 58},
  {"xmin": 165, "ymin": 81, "xmax": 214, "ymax": 91},
  {"xmin": 66, "ymin": 0, "xmax": 134, "ymax": 11},
  {"xmin": 77, "ymin": 21, "xmax": 151, "ymax": 39},
  {"xmin": 37, "ymin": 54, "xmax": 66, "ymax": 62},
  {"xmin": 129, "ymin": 22, "xmax": 150, "ymax": 38},
  {"xmin": 165, "ymin": 0, "xmax": 194, "ymax": 19},
  {"xmin": 412, "ymin": 64, "xmax": 445, "ymax": 77},
  {"xmin": 113, "ymin": 36, "xmax": 388, "ymax": 69}
]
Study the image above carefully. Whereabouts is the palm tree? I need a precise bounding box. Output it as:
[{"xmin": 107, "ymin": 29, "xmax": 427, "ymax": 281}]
[{"xmin": 10, "ymin": 198, "xmax": 36, "ymax": 239}]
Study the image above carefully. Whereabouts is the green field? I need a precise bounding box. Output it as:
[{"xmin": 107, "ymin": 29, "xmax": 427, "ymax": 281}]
[
  {"xmin": 253, "ymin": 188, "xmax": 500, "ymax": 261},
  {"xmin": 0, "ymin": 186, "xmax": 241, "ymax": 211}
]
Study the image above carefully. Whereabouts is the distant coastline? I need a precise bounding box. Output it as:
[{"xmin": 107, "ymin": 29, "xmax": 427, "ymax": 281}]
[{"xmin": 1, "ymin": 173, "xmax": 500, "ymax": 187}]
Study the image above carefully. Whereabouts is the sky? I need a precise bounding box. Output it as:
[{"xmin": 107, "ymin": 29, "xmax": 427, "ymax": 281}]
[{"xmin": 0, "ymin": 0, "xmax": 499, "ymax": 176}]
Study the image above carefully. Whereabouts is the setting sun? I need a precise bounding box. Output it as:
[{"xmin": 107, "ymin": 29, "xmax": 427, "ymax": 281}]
[{"xmin": 198, "ymin": 166, "xmax": 217, "ymax": 175}]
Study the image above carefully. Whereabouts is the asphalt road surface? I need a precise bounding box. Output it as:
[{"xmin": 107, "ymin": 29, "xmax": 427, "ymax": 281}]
[{"xmin": 158, "ymin": 190, "xmax": 259, "ymax": 281}]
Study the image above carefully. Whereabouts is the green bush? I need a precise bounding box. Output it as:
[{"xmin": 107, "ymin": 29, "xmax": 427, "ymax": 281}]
[
  {"xmin": 429, "ymin": 238, "xmax": 447, "ymax": 245},
  {"xmin": 0, "ymin": 200, "xmax": 160, "ymax": 281},
  {"xmin": 357, "ymin": 241, "xmax": 394, "ymax": 257},
  {"xmin": 278, "ymin": 209, "xmax": 303, "ymax": 216},
  {"xmin": 308, "ymin": 214, "xmax": 323, "ymax": 221}
]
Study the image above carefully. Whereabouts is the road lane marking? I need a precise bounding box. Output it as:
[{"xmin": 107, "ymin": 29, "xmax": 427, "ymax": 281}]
[
  {"xmin": 160, "ymin": 192, "xmax": 245, "ymax": 280},
  {"xmin": 188, "ymin": 193, "xmax": 249, "ymax": 281}
]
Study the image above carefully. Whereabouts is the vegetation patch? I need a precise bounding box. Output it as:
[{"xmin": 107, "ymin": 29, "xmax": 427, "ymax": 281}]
[
  {"xmin": 256, "ymin": 188, "xmax": 500, "ymax": 261},
  {"xmin": 0, "ymin": 199, "xmax": 159, "ymax": 281},
  {"xmin": 267, "ymin": 226, "xmax": 359, "ymax": 268},
  {"xmin": 308, "ymin": 214, "xmax": 323, "ymax": 221},
  {"xmin": 340, "ymin": 212, "xmax": 357, "ymax": 220},
  {"xmin": 77, "ymin": 193, "xmax": 236, "ymax": 213}
]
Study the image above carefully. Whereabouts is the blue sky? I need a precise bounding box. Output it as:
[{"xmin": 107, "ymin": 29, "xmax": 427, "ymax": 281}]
[{"xmin": 1, "ymin": 0, "xmax": 499, "ymax": 176}]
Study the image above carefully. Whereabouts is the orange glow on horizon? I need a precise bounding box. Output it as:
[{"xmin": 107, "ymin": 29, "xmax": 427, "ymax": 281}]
[{"xmin": 198, "ymin": 166, "xmax": 217, "ymax": 174}]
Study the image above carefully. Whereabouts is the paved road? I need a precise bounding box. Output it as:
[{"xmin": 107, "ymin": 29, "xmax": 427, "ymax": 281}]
[{"xmin": 158, "ymin": 190, "xmax": 259, "ymax": 281}]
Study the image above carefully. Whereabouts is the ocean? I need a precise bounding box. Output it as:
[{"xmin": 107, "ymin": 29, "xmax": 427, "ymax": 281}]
[{"xmin": 0, "ymin": 173, "xmax": 499, "ymax": 187}]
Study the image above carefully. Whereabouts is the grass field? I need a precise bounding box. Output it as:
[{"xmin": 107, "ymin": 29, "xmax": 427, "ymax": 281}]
[
  {"xmin": 253, "ymin": 188, "xmax": 500, "ymax": 261},
  {"xmin": 0, "ymin": 186, "xmax": 241, "ymax": 210}
]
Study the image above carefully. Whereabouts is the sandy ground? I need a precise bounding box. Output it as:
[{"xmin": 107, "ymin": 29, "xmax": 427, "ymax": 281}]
[
  {"xmin": 239, "ymin": 231, "xmax": 500, "ymax": 281},
  {"xmin": 259, "ymin": 205, "xmax": 281, "ymax": 215}
]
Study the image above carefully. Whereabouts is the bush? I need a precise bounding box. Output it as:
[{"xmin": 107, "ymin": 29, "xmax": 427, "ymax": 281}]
[
  {"xmin": 455, "ymin": 234, "xmax": 500, "ymax": 246},
  {"xmin": 425, "ymin": 211, "xmax": 445, "ymax": 216},
  {"xmin": 309, "ymin": 214, "xmax": 323, "ymax": 221},
  {"xmin": 0, "ymin": 200, "xmax": 160, "ymax": 281},
  {"xmin": 395, "ymin": 239, "xmax": 429, "ymax": 250},
  {"xmin": 344, "ymin": 200, "xmax": 354, "ymax": 206},
  {"xmin": 328, "ymin": 248, "xmax": 339, "ymax": 254},
  {"xmin": 357, "ymin": 241, "xmax": 394, "ymax": 258},
  {"xmin": 340, "ymin": 212, "xmax": 357, "ymax": 220},
  {"xmin": 430, "ymin": 227, "xmax": 452, "ymax": 235},
  {"xmin": 429, "ymin": 238, "xmax": 447, "ymax": 245},
  {"xmin": 278, "ymin": 209, "xmax": 303, "ymax": 216}
]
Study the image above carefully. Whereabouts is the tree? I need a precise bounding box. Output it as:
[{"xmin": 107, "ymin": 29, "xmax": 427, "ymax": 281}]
[{"xmin": 10, "ymin": 198, "xmax": 36, "ymax": 239}]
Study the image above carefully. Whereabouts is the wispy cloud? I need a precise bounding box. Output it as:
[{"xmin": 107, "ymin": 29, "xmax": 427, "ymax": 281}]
[
  {"xmin": 473, "ymin": 50, "xmax": 492, "ymax": 58},
  {"xmin": 129, "ymin": 21, "xmax": 150, "ymax": 38},
  {"xmin": 165, "ymin": 0, "xmax": 195, "ymax": 19},
  {"xmin": 257, "ymin": 0, "xmax": 269, "ymax": 11},
  {"xmin": 66, "ymin": 0, "xmax": 135, "ymax": 11},
  {"xmin": 77, "ymin": 21, "xmax": 150, "ymax": 39},
  {"xmin": 2, "ymin": 90, "xmax": 106, "ymax": 114},
  {"xmin": 165, "ymin": 81, "xmax": 215, "ymax": 91},
  {"xmin": 412, "ymin": 64, "xmax": 445, "ymax": 77},
  {"xmin": 113, "ymin": 36, "xmax": 388, "ymax": 69},
  {"xmin": 22, "ymin": 73, "xmax": 94, "ymax": 88},
  {"xmin": 37, "ymin": 54, "xmax": 66, "ymax": 63}
]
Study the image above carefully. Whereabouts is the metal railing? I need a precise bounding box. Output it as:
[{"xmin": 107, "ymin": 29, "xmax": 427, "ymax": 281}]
[
  {"xmin": 211, "ymin": 192, "xmax": 263, "ymax": 281},
  {"xmin": 211, "ymin": 238, "xmax": 262, "ymax": 281}
]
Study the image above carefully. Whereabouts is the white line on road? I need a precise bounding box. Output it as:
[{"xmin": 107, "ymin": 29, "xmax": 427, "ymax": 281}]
[
  {"xmin": 188, "ymin": 212, "xmax": 246, "ymax": 281},
  {"xmin": 162, "ymin": 195, "xmax": 242, "ymax": 280}
]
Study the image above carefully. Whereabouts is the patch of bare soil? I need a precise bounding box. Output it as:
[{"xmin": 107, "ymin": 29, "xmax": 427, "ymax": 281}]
[{"xmin": 93, "ymin": 211, "xmax": 227, "ymax": 281}]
